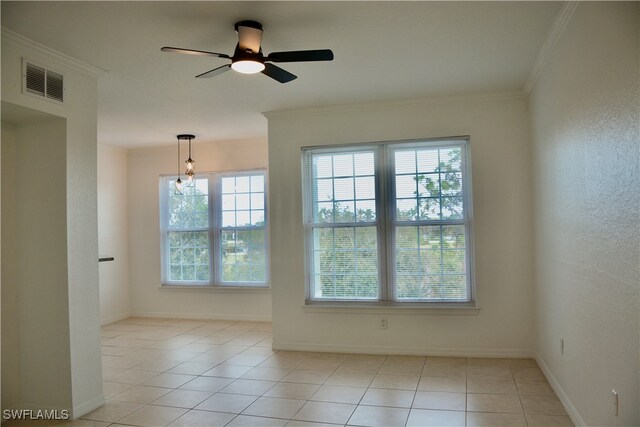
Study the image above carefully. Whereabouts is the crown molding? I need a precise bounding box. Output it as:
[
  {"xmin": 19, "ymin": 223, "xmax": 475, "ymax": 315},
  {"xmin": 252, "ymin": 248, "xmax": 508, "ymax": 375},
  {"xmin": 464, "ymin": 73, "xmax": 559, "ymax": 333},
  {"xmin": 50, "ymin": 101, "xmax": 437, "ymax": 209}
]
[
  {"xmin": 523, "ymin": 1, "xmax": 579, "ymax": 94},
  {"xmin": 263, "ymin": 90, "xmax": 526, "ymax": 120},
  {"xmin": 1, "ymin": 27, "xmax": 107, "ymax": 78}
]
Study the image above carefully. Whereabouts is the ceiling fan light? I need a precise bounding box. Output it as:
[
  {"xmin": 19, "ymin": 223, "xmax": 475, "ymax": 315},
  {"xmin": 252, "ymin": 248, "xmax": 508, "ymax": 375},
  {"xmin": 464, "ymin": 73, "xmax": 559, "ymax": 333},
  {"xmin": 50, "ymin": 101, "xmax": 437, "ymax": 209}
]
[{"xmin": 231, "ymin": 59, "xmax": 265, "ymax": 74}]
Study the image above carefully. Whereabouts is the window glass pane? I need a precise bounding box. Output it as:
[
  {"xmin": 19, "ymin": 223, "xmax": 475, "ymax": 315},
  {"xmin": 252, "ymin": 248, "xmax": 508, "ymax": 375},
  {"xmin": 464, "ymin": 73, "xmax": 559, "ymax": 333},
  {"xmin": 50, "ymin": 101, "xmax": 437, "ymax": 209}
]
[
  {"xmin": 251, "ymin": 210, "xmax": 265, "ymax": 226},
  {"xmin": 310, "ymin": 151, "xmax": 376, "ymax": 224},
  {"xmin": 354, "ymin": 152, "xmax": 374, "ymax": 176},
  {"xmin": 221, "ymin": 174, "xmax": 266, "ymax": 229},
  {"xmin": 418, "ymin": 198, "xmax": 441, "ymax": 220},
  {"xmin": 221, "ymin": 177, "xmax": 235, "ymax": 194},
  {"xmin": 439, "ymin": 148, "xmax": 462, "ymax": 171},
  {"xmin": 250, "ymin": 175, "xmax": 264, "ymax": 192},
  {"xmin": 311, "ymin": 226, "xmax": 378, "ymax": 300},
  {"xmin": 167, "ymin": 230, "xmax": 209, "ymax": 282},
  {"xmin": 315, "ymin": 179, "xmax": 333, "ymax": 202},
  {"xmin": 441, "ymin": 172, "xmax": 463, "ymax": 196},
  {"xmin": 222, "ymin": 211, "xmax": 236, "ymax": 227},
  {"xmin": 441, "ymin": 197, "xmax": 463, "ymax": 220},
  {"xmin": 395, "ymin": 224, "xmax": 467, "ymax": 301},
  {"xmin": 251, "ymin": 193, "xmax": 265, "ymax": 210},
  {"xmin": 222, "ymin": 194, "xmax": 235, "ymax": 210},
  {"xmin": 396, "ymin": 199, "xmax": 417, "ymax": 221},
  {"xmin": 333, "ymin": 154, "xmax": 354, "ymax": 177},
  {"xmin": 236, "ymin": 194, "xmax": 250, "ymax": 210},
  {"xmin": 335, "ymin": 201, "xmax": 355, "ymax": 223},
  {"xmin": 334, "ymin": 178, "xmax": 354, "ymax": 200},
  {"xmin": 395, "ymin": 151, "xmax": 416, "ymax": 174},
  {"xmin": 394, "ymin": 146, "xmax": 463, "ymax": 223},
  {"xmin": 395, "ymin": 175, "xmax": 417, "ymax": 198},
  {"xmin": 314, "ymin": 156, "xmax": 333, "ymax": 178},
  {"xmin": 355, "ymin": 200, "xmax": 376, "ymax": 222},
  {"xmin": 355, "ymin": 176, "xmax": 375, "ymax": 200},
  {"xmin": 221, "ymin": 229, "xmax": 266, "ymax": 283},
  {"xmin": 315, "ymin": 202, "xmax": 334, "ymax": 223},
  {"xmin": 418, "ymin": 174, "xmax": 440, "ymax": 197},
  {"xmin": 168, "ymin": 178, "xmax": 208, "ymax": 229},
  {"xmin": 236, "ymin": 176, "xmax": 250, "ymax": 193},
  {"xmin": 218, "ymin": 173, "xmax": 267, "ymax": 284},
  {"xmin": 417, "ymin": 150, "xmax": 440, "ymax": 173}
]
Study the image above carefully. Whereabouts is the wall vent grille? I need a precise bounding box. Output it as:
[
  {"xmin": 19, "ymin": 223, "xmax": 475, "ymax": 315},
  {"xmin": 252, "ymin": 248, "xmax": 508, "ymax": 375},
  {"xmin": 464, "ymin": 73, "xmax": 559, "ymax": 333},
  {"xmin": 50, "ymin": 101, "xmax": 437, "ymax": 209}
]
[{"xmin": 23, "ymin": 59, "xmax": 64, "ymax": 103}]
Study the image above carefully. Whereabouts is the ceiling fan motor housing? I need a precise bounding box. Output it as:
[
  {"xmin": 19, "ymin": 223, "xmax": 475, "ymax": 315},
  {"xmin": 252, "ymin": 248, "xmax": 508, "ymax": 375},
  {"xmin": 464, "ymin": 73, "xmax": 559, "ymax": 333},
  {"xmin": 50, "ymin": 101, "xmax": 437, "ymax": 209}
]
[{"xmin": 234, "ymin": 20, "xmax": 263, "ymax": 33}]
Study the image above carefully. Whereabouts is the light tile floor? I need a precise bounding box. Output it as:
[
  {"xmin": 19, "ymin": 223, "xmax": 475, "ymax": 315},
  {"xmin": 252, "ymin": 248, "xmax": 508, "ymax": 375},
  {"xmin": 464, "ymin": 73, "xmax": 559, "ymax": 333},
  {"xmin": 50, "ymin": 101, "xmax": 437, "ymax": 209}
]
[{"xmin": 6, "ymin": 318, "xmax": 574, "ymax": 427}]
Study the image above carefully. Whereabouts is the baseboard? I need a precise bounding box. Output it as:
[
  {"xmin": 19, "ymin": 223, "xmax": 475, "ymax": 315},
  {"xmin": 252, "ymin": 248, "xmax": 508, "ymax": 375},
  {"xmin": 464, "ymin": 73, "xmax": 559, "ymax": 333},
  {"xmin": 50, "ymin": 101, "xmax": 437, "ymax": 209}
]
[
  {"xmin": 535, "ymin": 353, "xmax": 586, "ymax": 427},
  {"xmin": 273, "ymin": 340, "xmax": 534, "ymax": 358},
  {"xmin": 100, "ymin": 311, "xmax": 130, "ymax": 326},
  {"xmin": 72, "ymin": 394, "xmax": 105, "ymax": 419},
  {"xmin": 130, "ymin": 311, "xmax": 272, "ymax": 322}
]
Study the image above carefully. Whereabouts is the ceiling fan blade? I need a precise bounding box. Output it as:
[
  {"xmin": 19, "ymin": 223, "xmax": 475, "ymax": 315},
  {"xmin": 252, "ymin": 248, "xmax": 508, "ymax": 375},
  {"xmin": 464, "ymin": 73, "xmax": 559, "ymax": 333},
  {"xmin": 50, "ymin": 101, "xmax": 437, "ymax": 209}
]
[
  {"xmin": 266, "ymin": 49, "xmax": 334, "ymax": 63},
  {"xmin": 161, "ymin": 46, "xmax": 230, "ymax": 59},
  {"xmin": 236, "ymin": 21, "xmax": 263, "ymax": 53},
  {"xmin": 261, "ymin": 63, "xmax": 297, "ymax": 83},
  {"xmin": 196, "ymin": 64, "xmax": 231, "ymax": 78}
]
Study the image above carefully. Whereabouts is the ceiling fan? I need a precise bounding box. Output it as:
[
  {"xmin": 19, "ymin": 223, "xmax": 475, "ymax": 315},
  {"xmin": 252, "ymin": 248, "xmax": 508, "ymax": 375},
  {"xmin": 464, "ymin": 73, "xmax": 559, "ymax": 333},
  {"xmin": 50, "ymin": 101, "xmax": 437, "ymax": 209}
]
[{"xmin": 161, "ymin": 20, "xmax": 334, "ymax": 83}]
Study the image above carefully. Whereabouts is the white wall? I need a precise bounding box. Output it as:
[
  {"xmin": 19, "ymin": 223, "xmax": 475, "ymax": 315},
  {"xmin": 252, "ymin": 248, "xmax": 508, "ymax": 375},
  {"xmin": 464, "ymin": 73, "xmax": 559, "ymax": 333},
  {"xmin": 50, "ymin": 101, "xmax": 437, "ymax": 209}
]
[
  {"xmin": 1, "ymin": 30, "xmax": 103, "ymax": 417},
  {"xmin": 266, "ymin": 93, "xmax": 535, "ymax": 355},
  {"xmin": 1, "ymin": 124, "xmax": 18, "ymax": 410},
  {"xmin": 529, "ymin": 2, "xmax": 639, "ymax": 426},
  {"xmin": 98, "ymin": 144, "xmax": 131, "ymax": 324},
  {"xmin": 3, "ymin": 113, "xmax": 73, "ymax": 410},
  {"xmin": 128, "ymin": 139, "xmax": 272, "ymax": 321}
]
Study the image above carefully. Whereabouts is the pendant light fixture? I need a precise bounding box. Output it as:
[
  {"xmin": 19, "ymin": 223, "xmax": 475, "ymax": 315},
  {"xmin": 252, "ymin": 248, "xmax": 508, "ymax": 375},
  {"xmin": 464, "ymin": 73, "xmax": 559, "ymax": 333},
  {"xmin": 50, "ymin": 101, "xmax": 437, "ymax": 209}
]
[
  {"xmin": 180, "ymin": 134, "xmax": 196, "ymax": 186},
  {"xmin": 174, "ymin": 134, "xmax": 184, "ymax": 194}
]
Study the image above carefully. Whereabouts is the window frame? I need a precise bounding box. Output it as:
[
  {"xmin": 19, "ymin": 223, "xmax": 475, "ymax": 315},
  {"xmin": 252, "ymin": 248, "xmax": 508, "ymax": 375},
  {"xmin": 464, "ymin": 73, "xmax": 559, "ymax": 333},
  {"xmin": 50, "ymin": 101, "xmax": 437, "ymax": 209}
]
[
  {"xmin": 159, "ymin": 169, "xmax": 270, "ymax": 288},
  {"xmin": 302, "ymin": 137, "xmax": 474, "ymax": 305}
]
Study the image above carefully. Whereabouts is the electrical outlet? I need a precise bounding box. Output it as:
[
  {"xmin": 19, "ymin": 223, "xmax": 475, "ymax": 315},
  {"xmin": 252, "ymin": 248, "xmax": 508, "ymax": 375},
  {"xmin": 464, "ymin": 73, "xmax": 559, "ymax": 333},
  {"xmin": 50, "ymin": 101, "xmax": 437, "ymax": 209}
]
[
  {"xmin": 560, "ymin": 338, "xmax": 564, "ymax": 355},
  {"xmin": 612, "ymin": 389, "xmax": 619, "ymax": 416},
  {"xmin": 380, "ymin": 318, "xmax": 388, "ymax": 329}
]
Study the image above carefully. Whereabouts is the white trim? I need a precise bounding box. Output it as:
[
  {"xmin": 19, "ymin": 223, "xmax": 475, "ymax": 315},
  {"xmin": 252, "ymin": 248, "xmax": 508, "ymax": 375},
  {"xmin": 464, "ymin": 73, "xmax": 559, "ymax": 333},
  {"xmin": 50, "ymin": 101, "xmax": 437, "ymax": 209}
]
[
  {"xmin": 130, "ymin": 311, "xmax": 271, "ymax": 322},
  {"xmin": 1, "ymin": 28, "xmax": 107, "ymax": 78},
  {"xmin": 158, "ymin": 285, "xmax": 271, "ymax": 293},
  {"xmin": 523, "ymin": 1, "xmax": 579, "ymax": 94},
  {"xmin": 301, "ymin": 305, "xmax": 479, "ymax": 315},
  {"xmin": 100, "ymin": 312, "xmax": 131, "ymax": 326},
  {"xmin": 263, "ymin": 91, "xmax": 526, "ymax": 120},
  {"xmin": 535, "ymin": 353, "xmax": 586, "ymax": 427},
  {"xmin": 71, "ymin": 395, "xmax": 105, "ymax": 420},
  {"xmin": 273, "ymin": 340, "xmax": 534, "ymax": 358}
]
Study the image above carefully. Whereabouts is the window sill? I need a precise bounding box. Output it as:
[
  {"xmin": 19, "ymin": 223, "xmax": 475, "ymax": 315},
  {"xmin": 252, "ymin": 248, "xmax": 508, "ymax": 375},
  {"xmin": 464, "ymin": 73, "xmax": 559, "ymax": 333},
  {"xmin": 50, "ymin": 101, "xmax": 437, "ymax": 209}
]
[
  {"xmin": 302, "ymin": 301, "xmax": 479, "ymax": 315},
  {"xmin": 159, "ymin": 284, "xmax": 271, "ymax": 293}
]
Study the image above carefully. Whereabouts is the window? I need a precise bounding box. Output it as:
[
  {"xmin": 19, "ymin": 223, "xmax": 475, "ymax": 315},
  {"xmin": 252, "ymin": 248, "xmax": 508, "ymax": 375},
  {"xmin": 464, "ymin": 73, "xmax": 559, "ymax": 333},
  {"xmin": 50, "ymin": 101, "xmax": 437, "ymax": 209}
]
[
  {"xmin": 302, "ymin": 138, "xmax": 473, "ymax": 303},
  {"xmin": 160, "ymin": 171, "xmax": 268, "ymax": 287}
]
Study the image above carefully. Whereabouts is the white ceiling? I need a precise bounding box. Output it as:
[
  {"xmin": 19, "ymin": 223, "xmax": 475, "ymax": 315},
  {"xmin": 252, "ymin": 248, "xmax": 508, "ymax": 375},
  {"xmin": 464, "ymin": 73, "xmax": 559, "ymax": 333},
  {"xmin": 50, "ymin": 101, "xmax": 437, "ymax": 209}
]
[{"xmin": 2, "ymin": 1, "xmax": 561, "ymax": 148}]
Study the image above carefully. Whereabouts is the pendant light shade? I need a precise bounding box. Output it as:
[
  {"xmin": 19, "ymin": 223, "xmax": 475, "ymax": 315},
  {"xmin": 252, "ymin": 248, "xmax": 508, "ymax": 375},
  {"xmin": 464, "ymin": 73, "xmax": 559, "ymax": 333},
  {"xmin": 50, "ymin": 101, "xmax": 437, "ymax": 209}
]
[{"xmin": 179, "ymin": 134, "xmax": 196, "ymax": 187}]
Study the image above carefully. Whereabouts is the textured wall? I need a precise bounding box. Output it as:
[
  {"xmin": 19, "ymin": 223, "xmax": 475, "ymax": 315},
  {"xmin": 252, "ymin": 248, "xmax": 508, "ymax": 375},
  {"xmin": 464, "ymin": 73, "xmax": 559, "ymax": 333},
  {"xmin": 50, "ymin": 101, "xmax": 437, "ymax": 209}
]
[{"xmin": 529, "ymin": 2, "xmax": 639, "ymax": 425}]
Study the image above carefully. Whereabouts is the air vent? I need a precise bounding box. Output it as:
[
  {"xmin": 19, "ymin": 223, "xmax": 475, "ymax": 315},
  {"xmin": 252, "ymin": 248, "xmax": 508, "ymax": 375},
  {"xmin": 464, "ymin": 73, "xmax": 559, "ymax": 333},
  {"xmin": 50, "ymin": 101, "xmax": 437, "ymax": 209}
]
[
  {"xmin": 46, "ymin": 70, "xmax": 64, "ymax": 102},
  {"xmin": 25, "ymin": 62, "xmax": 46, "ymax": 97},
  {"xmin": 23, "ymin": 59, "xmax": 64, "ymax": 103}
]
